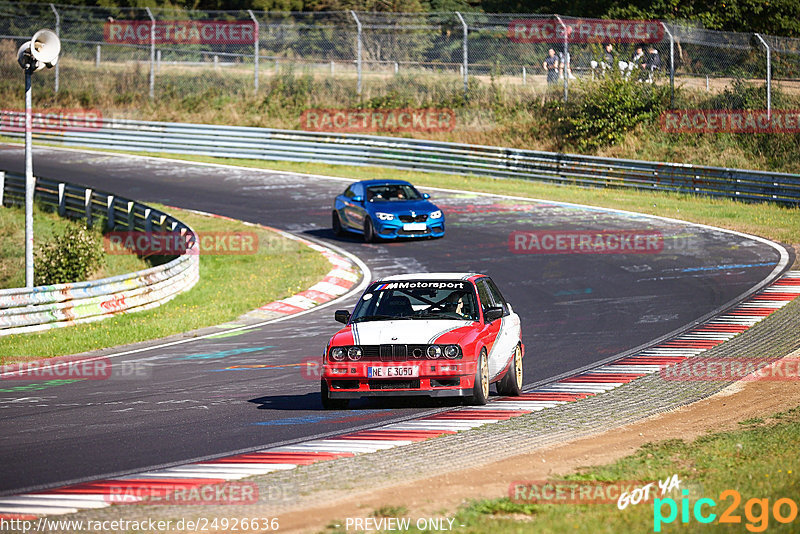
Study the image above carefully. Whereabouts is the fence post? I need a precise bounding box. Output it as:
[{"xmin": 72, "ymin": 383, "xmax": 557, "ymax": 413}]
[
  {"xmin": 754, "ymin": 33, "xmax": 771, "ymax": 121},
  {"xmin": 50, "ymin": 3, "xmax": 60, "ymax": 93},
  {"xmin": 522, "ymin": 66, "xmax": 526, "ymax": 85},
  {"xmin": 0, "ymin": 171, "xmax": 4, "ymax": 207},
  {"xmin": 662, "ymin": 22, "xmax": 675, "ymax": 107},
  {"xmin": 96, "ymin": 45, "xmax": 101, "ymax": 67},
  {"xmin": 555, "ymin": 15, "xmax": 568, "ymax": 102},
  {"xmin": 247, "ymin": 10, "xmax": 259, "ymax": 92},
  {"xmin": 455, "ymin": 12, "xmax": 468, "ymax": 96},
  {"xmin": 145, "ymin": 7, "xmax": 155, "ymax": 99},
  {"xmin": 350, "ymin": 10, "xmax": 362, "ymax": 97}
]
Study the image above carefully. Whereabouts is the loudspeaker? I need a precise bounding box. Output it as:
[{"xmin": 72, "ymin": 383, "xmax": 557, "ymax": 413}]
[
  {"xmin": 30, "ymin": 29, "xmax": 61, "ymax": 68},
  {"xmin": 17, "ymin": 29, "xmax": 61, "ymax": 71}
]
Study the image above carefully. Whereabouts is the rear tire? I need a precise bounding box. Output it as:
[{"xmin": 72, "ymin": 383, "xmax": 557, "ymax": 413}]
[
  {"xmin": 496, "ymin": 344, "xmax": 523, "ymax": 397},
  {"xmin": 363, "ymin": 217, "xmax": 376, "ymax": 243},
  {"xmin": 332, "ymin": 211, "xmax": 344, "ymax": 236},
  {"xmin": 466, "ymin": 349, "xmax": 489, "ymax": 406},
  {"xmin": 321, "ymin": 380, "xmax": 349, "ymax": 410}
]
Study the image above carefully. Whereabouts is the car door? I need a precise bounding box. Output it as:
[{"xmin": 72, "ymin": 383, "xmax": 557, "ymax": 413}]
[
  {"xmin": 475, "ymin": 278, "xmax": 501, "ymax": 366},
  {"xmin": 341, "ymin": 184, "xmax": 365, "ymax": 229},
  {"xmin": 480, "ymin": 277, "xmax": 521, "ymax": 380}
]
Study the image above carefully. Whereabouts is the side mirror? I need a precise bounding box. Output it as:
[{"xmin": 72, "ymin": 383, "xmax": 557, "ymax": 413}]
[
  {"xmin": 422, "ymin": 193, "xmax": 430, "ymax": 199},
  {"xmin": 334, "ymin": 310, "xmax": 351, "ymax": 324},
  {"xmin": 483, "ymin": 306, "xmax": 504, "ymax": 323},
  {"xmin": 352, "ymin": 195, "xmax": 364, "ymax": 203}
]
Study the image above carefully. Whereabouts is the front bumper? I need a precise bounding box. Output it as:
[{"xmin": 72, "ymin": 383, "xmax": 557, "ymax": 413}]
[
  {"xmin": 322, "ymin": 359, "xmax": 474, "ymax": 399},
  {"xmin": 374, "ymin": 219, "xmax": 445, "ymax": 239}
]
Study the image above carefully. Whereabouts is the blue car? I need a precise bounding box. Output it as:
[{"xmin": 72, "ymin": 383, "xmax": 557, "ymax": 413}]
[{"xmin": 332, "ymin": 180, "xmax": 445, "ymax": 242}]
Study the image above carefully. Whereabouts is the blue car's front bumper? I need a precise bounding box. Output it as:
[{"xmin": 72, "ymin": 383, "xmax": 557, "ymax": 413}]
[{"xmin": 374, "ymin": 218, "xmax": 445, "ymax": 239}]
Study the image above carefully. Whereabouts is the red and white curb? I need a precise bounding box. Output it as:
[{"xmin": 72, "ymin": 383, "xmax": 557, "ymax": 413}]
[{"xmin": 2, "ymin": 271, "xmax": 798, "ymax": 519}]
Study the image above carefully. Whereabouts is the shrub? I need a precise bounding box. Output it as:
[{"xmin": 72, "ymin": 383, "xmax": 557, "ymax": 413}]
[
  {"xmin": 34, "ymin": 223, "xmax": 103, "ymax": 286},
  {"xmin": 551, "ymin": 77, "xmax": 671, "ymax": 151}
]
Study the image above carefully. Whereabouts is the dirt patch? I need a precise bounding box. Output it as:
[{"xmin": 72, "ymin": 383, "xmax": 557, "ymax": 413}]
[{"xmin": 273, "ymin": 349, "xmax": 800, "ymax": 533}]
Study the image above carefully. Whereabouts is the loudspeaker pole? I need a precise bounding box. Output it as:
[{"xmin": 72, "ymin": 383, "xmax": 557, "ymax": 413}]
[{"xmin": 24, "ymin": 65, "xmax": 34, "ymax": 287}]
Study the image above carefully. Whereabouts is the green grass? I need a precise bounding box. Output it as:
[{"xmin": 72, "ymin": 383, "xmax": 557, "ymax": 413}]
[
  {"xmin": 0, "ymin": 205, "xmax": 331, "ymax": 360},
  {"xmin": 344, "ymin": 407, "xmax": 800, "ymax": 534},
  {"xmin": 0, "ymin": 203, "xmax": 149, "ymax": 289}
]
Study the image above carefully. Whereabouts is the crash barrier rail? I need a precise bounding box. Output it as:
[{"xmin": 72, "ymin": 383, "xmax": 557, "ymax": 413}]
[
  {"xmin": 0, "ymin": 170, "xmax": 199, "ymax": 336},
  {"xmin": 2, "ymin": 115, "xmax": 799, "ymax": 205}
]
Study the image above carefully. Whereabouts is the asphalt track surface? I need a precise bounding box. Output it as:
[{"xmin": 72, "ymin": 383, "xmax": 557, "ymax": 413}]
[{"xmin": 0, "ymin": 145, "xmax": 791, "ymax": 495}]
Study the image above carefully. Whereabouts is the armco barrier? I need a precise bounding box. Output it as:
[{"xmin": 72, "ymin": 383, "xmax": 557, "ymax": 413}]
[
  {"xmin": 1, "ymin": 113, "xmax": 799, "ymax": 204},
  {"xmin": 0, "ymin": 170, "xmax": 199, "ymax": 336}
]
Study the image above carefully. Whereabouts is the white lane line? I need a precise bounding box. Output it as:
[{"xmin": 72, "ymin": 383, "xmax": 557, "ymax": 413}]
[
  {"xmin": 381, "ymin": 421, "xmax": 486, "ymax": 431},
  {"xmin": 593, "ymin": 365, "xmax": 663, "ymax": 373},
  {"xmin": 115, "ymin": 472, "xmax": 246, "ymax": 481},
  {"xmin": 0, "ymin": 503, "xmax": 79, "ymax": 515},
  {"xmin": 0, "ymin": 496, "xmax": 110, "ymax": 509}
]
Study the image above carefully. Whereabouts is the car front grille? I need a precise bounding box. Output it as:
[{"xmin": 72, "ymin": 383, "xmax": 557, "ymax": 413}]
[
  {"xmin": 399, "ymin": 214, "xmax": 428, "ymax": 223},
  {"xmin": 368, "ymin": 380, "xmax": 420, "ymax": 390},
  {"xmin": 398, "ymin": 228, "xmax": 430, "ymax": 236},
  {"xmin": 357, "ymin": 344, "xmax": 436, "ymax": 361}
]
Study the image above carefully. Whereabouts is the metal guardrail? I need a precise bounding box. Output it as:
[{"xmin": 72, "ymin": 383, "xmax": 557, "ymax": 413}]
[
  {"xmin": 0, "ymin": 170, "xmax": 199, "ymax": 336},
  {"xmin": 1, "ymin": 114, "xmax": 798, "ymax": 205}
]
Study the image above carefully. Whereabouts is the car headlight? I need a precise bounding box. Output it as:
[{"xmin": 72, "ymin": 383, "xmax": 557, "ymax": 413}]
[
  {"xmin": 376, "ymin": 212, "xmax": 394, "ymax": 221},
  {"xmin": 347, "ymin": 346, "xmax": 363, "ymax": 361},
  {"xmin": 427, "ymin": 345, "xmax": 442, "ymax": 359},
  {"xmin": 444, "ymin": 344, "xmax": 460, "ymax": 359},
  {"xmin": 330, "ymin": 347, "xmax": 346, "ymax": 361},
  {"xmin": 429, "ymin": 210, "xmax": 442, "ymax": 219}
]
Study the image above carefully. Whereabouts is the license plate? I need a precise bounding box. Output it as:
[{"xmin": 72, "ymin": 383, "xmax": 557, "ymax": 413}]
[
  {"xmin": 403, "ymin": 222, "xmax": 427, "ymax": 231},
  {"xmin": 368, "ymin": 366, "xmax": 419, "ymax": 378}
]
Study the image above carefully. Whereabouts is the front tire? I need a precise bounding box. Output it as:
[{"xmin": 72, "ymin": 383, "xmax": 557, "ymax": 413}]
[
  {"xmin": 466, "ymin": 349, "xmax": 489, "ymax": 406},
  {"xmin": 363, "ymin": 217, "xmax": 376, "ymax": 243},
  {"xmin": 496, "ymin": 344, "xmax": 523, "ymax": 397},
  {"xmin": 321, "ymin": 379, "xmax": 348, "ymax": 410},
  {"xmin": 332, "ymin": 210, "xmax": 344, "ymax": 236}
]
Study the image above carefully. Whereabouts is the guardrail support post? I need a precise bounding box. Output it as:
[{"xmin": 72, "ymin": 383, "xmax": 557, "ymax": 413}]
[
  {"xmin": 106, "ymin": 195, "xmax": 115, "ymax": 229},
  {"xmin": 127, "ymin": 201, "xmax": 135, "ymax": 230},
  {"xmin": 350, "ymin": 10, "xmax": 362, "ymax": 97},
  {"xmin": 84, "ymin": 188, "xmax": 93, "ymax": 228},
  {"xmin": 144, "ymin": 208, "xmax": 152, "ymax": 233},
  {"xmin": 248, "ymin": 10, "xmax": 259, "ymax": 92},
  {"xmin": 455, "ymin": 12, "xmax": 468, "ymax": 97},
  {"xmin": 662, "ymin": 22, "xmax": 675, "ymax": 107},
  {"xmin": 57, "ymin": 183, "xmax": 65, "ymax": 217},
  {"xmin": 145, "ymin": 7, "xmax": 155, "ymax": 99},
  {"xmin": 755, "ymin": 33, "xmax": 771, "ymax": 121},
  {"xmin": 50, "ymin": 3, "xmax": 60, "ymax": 93}
]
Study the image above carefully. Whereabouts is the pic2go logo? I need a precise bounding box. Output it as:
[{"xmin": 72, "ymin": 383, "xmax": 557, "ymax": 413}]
[{"xmin": 654, "ymin": 489, "xmax": 799, "ymax": 532}]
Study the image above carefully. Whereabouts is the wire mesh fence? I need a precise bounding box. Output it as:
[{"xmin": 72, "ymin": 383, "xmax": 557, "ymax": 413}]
[{"xmin": 2, "ymin": 3, "xmax": 799, "ymax": 116}]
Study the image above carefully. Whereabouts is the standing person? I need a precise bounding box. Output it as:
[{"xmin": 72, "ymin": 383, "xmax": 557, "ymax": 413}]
[
  {"xmin": 543, "ymin": 48, "xmax": 560, "ymax": 85},
  {"xmin": 621, "ymin": 45, "xmax": 645, "ymax": 80},
  {"xmin": 644, "ymin": 46, "xmax": 662, "ymax": 83}
]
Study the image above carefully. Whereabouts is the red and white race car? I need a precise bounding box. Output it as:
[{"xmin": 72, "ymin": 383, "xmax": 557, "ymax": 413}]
[{"xmin": 321, "ymin": 273, "xmax": 524, "ymax": 408}]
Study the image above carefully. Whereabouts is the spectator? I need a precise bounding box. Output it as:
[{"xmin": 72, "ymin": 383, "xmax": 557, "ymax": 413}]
[
  {"xmin": 542, "ymin": 48, "xmax": 560, "ymax": 85},
  {"xmin": 591, "ymin": 43, "xmax": 615, "ymax": 78},
  {"xmin": 559, "ymin": 48, "xmax": 576, "ymax": 80},
  {"xmin": 621, "ymin": 45, "xmax": 645, "ymax": 80},
  {"xmin": 644, "ymin": 46, "xmax": 662, "ymax": 83}
]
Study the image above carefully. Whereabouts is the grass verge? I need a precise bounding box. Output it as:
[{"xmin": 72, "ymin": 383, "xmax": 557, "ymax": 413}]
[
  {"xmin": 0, "ymin": 202, "xmax": 149, "ymax": 289},
  {"xmin": 340, "ymin": 405, "xmax": 800, "ymax": 534},
  {"xmin": 0, "ymin": 204, "xmax": 331, "ymax": 361}
]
